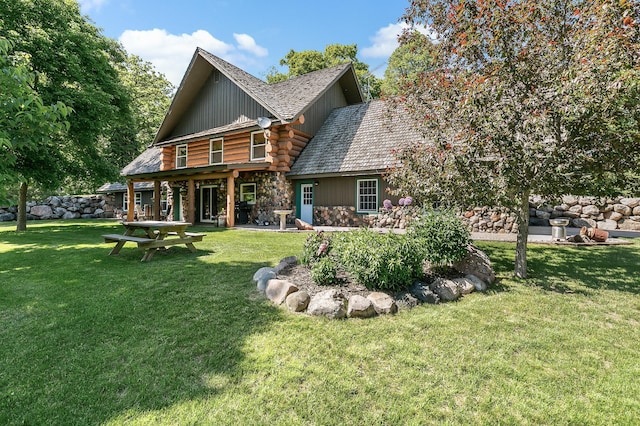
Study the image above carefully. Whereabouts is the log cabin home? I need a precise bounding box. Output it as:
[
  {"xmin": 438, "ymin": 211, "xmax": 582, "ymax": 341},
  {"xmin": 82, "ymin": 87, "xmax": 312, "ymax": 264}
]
[{"xmin": 120, "ymin": 47, "xmax": 422, "ymax": 227}]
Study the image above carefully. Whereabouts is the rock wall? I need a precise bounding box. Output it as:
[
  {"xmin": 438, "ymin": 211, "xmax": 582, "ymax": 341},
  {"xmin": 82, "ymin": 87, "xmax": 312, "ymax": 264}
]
[{"xmin": 0, "ymin": 195, "xmax": 115, "ymax": 222}]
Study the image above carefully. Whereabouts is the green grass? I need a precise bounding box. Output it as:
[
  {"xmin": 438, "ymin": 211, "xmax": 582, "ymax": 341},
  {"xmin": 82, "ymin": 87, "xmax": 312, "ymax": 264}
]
[{"xmin": 1, "ymin": 221, "xmax": 639, "ymax": 425}]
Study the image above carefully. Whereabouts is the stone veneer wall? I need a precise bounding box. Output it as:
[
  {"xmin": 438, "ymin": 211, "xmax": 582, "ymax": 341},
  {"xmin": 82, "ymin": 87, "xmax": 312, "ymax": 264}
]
[
  {"xmin": 244, "ymin": 172, "xmax": 295, "ymax": 225},
  {"xmin": 0, "ymin": 195, "xmax": 115, "ymax": 222}
]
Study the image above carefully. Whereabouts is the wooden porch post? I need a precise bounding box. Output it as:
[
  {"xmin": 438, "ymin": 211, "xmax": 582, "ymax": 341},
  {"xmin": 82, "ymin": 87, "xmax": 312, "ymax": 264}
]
[
  {"xmin": 153, "ymin": 181, "xmax": 161, "ymax": 220},
  {"xmin": 126, "ymin": 180, "xmax": 135, "ymax": 222},
  {"xmin": 187, "ymin": 179, "xmax": 196, "ymax": 224},
  {"xmin": 226, "ymin": 173, "xmax": 236, "ymax": 227}
]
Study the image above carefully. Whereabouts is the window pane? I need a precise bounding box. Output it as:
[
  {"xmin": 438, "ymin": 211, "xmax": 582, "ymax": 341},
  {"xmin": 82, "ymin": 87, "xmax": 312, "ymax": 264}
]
[
  {"xmin": 358, "ymin": 180, "xmax": 378, "ymax": 212},
  {"xmin": 253, "ymin": 145, "xmax": 265, "ymax": 159},
  {"xmin": 211, "ymin": 152, "xmax": 222, "ymax": 164}
]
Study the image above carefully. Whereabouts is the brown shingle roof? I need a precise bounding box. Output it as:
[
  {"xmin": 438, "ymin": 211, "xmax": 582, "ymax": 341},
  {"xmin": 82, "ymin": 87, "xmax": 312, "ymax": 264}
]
[{"xmin": 288, "ymin": 100, "xmax": 425, "ymax": 177}]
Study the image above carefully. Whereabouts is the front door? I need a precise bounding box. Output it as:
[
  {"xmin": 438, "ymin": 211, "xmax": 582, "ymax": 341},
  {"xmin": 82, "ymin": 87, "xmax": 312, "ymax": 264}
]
[
  {"xmin": 300, "ymin": 183, "xmax": 313, "ymax": 224},
  {"xmin": 199, "ymin": 186, "xmax": 218, "ymax": 223}
]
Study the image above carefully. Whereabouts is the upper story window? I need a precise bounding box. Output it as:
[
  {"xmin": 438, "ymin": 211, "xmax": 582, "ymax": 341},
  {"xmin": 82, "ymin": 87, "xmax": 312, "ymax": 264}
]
[
  {"xmin": 176, "ymin": 144, "xmax": 187, "ymax": 169},
  {"xmin": 210, "ymin": 138, "xmax": 223, "ymax": 164},
  {"xmin": 251, "ymin": 131, "xmax": 266, "ymax": 161},
  {"xmin": 357, "ymin": 178, "xmax": 379, "ymax": 213}
]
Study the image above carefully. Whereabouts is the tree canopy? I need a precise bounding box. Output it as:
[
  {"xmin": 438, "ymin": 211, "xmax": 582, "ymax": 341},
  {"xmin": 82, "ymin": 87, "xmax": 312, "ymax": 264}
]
[
  {"xmin": 381, "ymin": 30, "xmax": 436, "ymax": 96},
  {"xmin": 386, "ymin": 0, "xmax": 640, "ymax": 278},
  {"xmin": 266, "ymin": 43, "xmax": 382, "ymax": 99}
]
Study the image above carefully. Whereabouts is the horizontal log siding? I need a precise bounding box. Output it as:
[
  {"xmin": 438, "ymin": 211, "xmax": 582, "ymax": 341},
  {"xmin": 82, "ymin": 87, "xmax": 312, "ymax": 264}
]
[
  {"xmin": 223, "ymin": 133, "xmax": 251, "ymax": 163},
  {"xmin": 161, "ymin": 146, "xmax": 175, "ymax": 170},
  {"xmin": 186, "ymin": 140, "xmax": 210, "ymax": 167}
]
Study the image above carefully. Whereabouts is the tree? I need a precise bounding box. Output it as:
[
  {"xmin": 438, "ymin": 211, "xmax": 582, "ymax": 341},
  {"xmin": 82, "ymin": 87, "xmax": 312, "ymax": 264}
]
[
  {"xmin": 116, "ymin": 53, "xmax": 175, "ymax": 153},
  {"xmin": 381, "ymin": 30, "xmax": 436, "ymax": 96},
  {"xmin": 386, "ymin": 0, "xmax": 640, "ymax": 278},
  {"xmin": 0, "ymin": 36, "xmax": 71, "ymax": 213},
  {"xmin": 0, "ymin": 0, "xmax": 136, "ymax": 229},
  {"xmin": 266, "ymin": 43, "xmax": 382, "ymax": 99}
]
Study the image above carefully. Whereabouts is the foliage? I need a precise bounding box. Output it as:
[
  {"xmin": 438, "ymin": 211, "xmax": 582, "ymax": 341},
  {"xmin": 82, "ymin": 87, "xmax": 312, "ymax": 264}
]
[
  {"xmin": 408, "ymin": 208, "xmax": 471, "ymax": 267},
  {"xmin": 0, "ymin": 35, "xmax": 71, "ymax": 205},
  {"xmin": 332, "ymin": 229, "xmax": 423, "ymax": 291},
  {"xmin": 300, "ymin": 231, "xmax": 333, "ymax": 265},
  {"xmin": 265, "ymin": 43, "xmax": 382, "ymax": 99},
  {"xmin": 387, "ymin": 0, "xmax": 640, "ymax": 278},
  {"xmin": 0, "ymin": 0, "xmax": 135, "ymax": 197},
  {"xmin": 310, "ymin": 256, "xmax": 338, "ymax": 286},
  {"xmin": 381, "ymin": 30, "xmax": 436, "ymax": 96}
]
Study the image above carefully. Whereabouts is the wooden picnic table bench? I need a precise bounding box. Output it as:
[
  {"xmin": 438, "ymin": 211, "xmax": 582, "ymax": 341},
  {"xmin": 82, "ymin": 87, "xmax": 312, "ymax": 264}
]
[{"xmin": 102, "ymin": 221, "xmax": 206, "ymax": 261}]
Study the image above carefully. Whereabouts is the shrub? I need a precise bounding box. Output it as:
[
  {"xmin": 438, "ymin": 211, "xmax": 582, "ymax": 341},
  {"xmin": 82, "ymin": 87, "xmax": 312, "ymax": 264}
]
[
  {"xmin": 332, "ymin": 229, "xmax": 423, "ymax": 291},
  {"xmin": 300, "ymin": 231, "xmax": 332, "ymax": 265},
  {"xmin": 407, "ymin": 208, "xmax": 471, "ymax": 267},
  {"xmin": 310, "ymin": 256, "xmax": 338, "ymax": 286}
]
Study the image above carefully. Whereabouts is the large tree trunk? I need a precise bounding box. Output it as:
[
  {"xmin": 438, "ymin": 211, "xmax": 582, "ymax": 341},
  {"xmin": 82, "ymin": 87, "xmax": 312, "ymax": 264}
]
[
  {"xmin": 16, "ymin": 181, "xmax": 28, "ymax": 232},
  {"xmin": 514, "ymin": 190, "xmax": 529, "ymax": 279}
]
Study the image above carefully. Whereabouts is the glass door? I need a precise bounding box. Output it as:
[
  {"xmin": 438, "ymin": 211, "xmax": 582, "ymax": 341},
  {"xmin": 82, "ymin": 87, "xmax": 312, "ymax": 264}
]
[{"xmin": 199, "ymin": 186, "xmax": 218, "ymax": 223}]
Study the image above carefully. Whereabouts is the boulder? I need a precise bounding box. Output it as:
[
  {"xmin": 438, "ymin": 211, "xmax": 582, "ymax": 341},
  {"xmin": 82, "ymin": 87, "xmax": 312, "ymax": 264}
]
[
  {"xmin": 409, "ymin": 281, "xmax": 440, "ymax": 304},
  {"xmin": 453, "ymin": 245, "xmax": 495, "ymax": 284},
  {"xmin": 367, "ymin": 292, "xmax": 398, "ymax": 315},
  {"xmin": 30, "ymin": 205, "xmax": 53, "ymax": 217},
  {"xmin": 285, "ymin": 290, "xmax": 310, "ymax": 312},
  {"xmin": 273, "ymin": 256, "xmax": 298, "ymax": 274},
  {"xmin": 253, "ymin": 267, "xmax": 276, "ymax": 292},
  {"xmin": 596, "ymin": 219, "xmax": 618, "ymax": 231},
  {"xmin": 347, "ymin": 295, "xmax": 376, "ymax": 318},
  {"xmin": 452, "ymin": 277, "xmax": 476, "ymax": 295},
  {"xmin": 464, "ymin": 274, "xmax": 488, "ymax": 292},
  {"xmin": 430, "ymin": 278, "xmax": 461, "ymax": 302},
  {"xmin": 0, "ymin": 212, "xmax": 15, "ymax": 221},
  {"xmin": 618, "ymin": 219, "xmax": 640, "ymax": 231},
  {"xmin": 265, "ymin": 279, "xmax": 298, "ymax": 305},
  {"xmin": 307, "ymin": 289, "xmax": 347, "ymax": 319},
  {"xmin": 295, "ymin": 218, "xmax": 314, "ymax": 230}
]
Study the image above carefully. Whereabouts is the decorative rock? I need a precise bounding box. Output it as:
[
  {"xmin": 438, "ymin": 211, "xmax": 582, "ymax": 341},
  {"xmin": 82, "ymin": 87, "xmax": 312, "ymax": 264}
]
[
  {"xmin": 453, "ymin": 245, "xmax": 495, "ymax": 285},
  {"xmin": 409, "ymin": 281, "xmax": 440, "ymax": 304},
  {"xmin": 394, "ymin": 292, "xmax": 420, "ymax": 310},
  {"xmin": 613, "ymin": 204, "xmax": 633, "ymax": 216},
  {"xmin": 618, "ymin": 219, "xmax": 640, "ymax": 231},
  {"xmin": 265, "ymin": 279, "xmax": 298, "ymax": 305},
  {"xmin": 452, "ymin": 277, "xmax": 476, "ymax": 295},
  {"xmin": 286, "ymin": 290, "xmax": 310, "ymax": 312},
  {"xmin": 367, "ymin": 292, "xmax": 398, "ymax": 315},
  {"xmin": 0, "ymin": 212, "xmax": 15, "ymax": 221},
  {"xmin": 253, "ymin": 267, "xmax": 276, "ymax": 292},
  {"xmin": 597, "ymin": 219, "xmax": 618, "ymax": 231},
  {"xmin": 273, "ymin": 256, "xmax": 298, "ymax": 274},
  {"xmin": 347, "ymin": 295, "xmax": 377, "ymax": 318},
  {"xmin": 430, "ymin": 278, "xmax": 461, "ymax": 302},
  {"xmin": 620, "ymin": 198, "xmax": 640, "ymax": 208},
  {"xmin": 295, "ymin": 218, "xmax": 314, "ymax": 230},
  {"xmin": 29, "ymin": 205, "xmax": 53, "ymax": 217},
  {"xmin": 307, "ymin": 289, "xmax": 347, "ymax": 319},
  {"xmin": 582, "ymin": 205, "xmax": 600, "ymax": 216},
  {"xmin": 465, "ymin": 274, "xmax": 488, "ymax": 292}
]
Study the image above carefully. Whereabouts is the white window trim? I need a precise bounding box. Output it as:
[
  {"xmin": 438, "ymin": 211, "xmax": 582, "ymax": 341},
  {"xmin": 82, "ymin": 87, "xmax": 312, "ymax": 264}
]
[
  {"xmin": 124, "ymin": 192, "xmax": 142, "ymax": 211},
  {"xmin": 250, "ymin": 131, "xmax": 266, "ymax": 161},
  {"xmin": 240, "ymin": 183, "xmax": 257, "ymax": 205},
  {"xmin": 176, "ymin": 144, "xmax": 188, "ymax": 169},
  {"xmin": 210, "ymin": 137, "xmax": 224, "ymax": 165},
  {"xmin": 356, "ymin": 178, "xmax": 379, "ymax": 213}
]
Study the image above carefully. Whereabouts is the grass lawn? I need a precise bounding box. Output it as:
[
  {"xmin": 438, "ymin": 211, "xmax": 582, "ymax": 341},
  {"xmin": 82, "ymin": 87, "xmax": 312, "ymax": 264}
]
[{"xmin": 1, "ymin": 220, "xmax": 639, "ymax": 425}]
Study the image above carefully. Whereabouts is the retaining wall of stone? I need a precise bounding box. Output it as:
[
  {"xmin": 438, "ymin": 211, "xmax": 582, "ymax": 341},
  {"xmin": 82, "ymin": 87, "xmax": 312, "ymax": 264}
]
[{"xmin": 0, "ymin": 195, "xmax": 116, "ymax": 222}]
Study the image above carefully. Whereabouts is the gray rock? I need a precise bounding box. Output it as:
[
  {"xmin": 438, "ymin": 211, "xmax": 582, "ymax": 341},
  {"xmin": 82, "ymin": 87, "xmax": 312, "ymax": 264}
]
[
  {"xmin": 285, "ymin": 290, "xmax": 310, "ymax": 312},
  {"xmin": 273, "ymin": 256, "xmax": 298, "ymax": 274},
  {"xmin": 452, "ymin": 277, "xmax": 476, "ymax": 295},
  {"xmin": 596, "ymin": 219, "xmax": 618, "ymax": 231},
  {"xmin": 394, "ymin": 292, "xmax": 420, "ymax": 310},
  {"xmin": 618, "ymin": 219, "xmax": 640, "ymax": 231},
  {"xmin": 62, "ymin": 211, "xmax": 80, "ymax": 219},
  {"xmin": 265, "ymin": 279, "xmax": 298, "ymax": 305},
  {"xmin": 582, "ymin": 205, "xmax": 601, "ymax": 216},
  {"xmin": 409, "ymin": 281, "xmax": 440, "ymax": 304},
  {"xmin": 367, "ymin": 292, "xmax": 398, "ymax": 315},
  {"xmin": 30, "ymin": 205, "xmax": 53, "ymax": 217},
  {"xmin": 347, "ymin": 295, "xmax": 376, "ymax": 318},
  {"xmin": 430, "ymin": 278, "xmax": 461, "ymax": 302},
  {"xmin": 307, "ymin": 289, "xmax": 347, "ymax": 319},
  {"xmin": 0, "ymin": 212, "xmax": 15, "ymax": 221},
  {"xmin": 465, "ymin": 274, "xmax": 488, "ymax": 292},
  {"xmin": 453, "ymin": 245, "xmax": 495, "ymax": 284}
]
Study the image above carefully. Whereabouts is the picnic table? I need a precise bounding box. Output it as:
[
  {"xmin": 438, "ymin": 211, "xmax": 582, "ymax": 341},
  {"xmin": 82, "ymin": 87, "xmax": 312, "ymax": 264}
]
[{"xmin": 102, "ymin": 221, "xmax": 206, "ymax": 261}]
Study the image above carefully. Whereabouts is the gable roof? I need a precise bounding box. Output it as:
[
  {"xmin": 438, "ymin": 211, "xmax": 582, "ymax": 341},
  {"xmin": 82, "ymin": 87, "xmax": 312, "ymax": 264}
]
[
  {"xmin": 97, "ymin": 181, "xmax": 155, "ymax": 193},
  {"xmin": 288, "ymin": 100, "xmax": 425, "ymax": 178},
  {"xmin": 154, "ymin": 48, "xmax": 363, "ymax": 144}
]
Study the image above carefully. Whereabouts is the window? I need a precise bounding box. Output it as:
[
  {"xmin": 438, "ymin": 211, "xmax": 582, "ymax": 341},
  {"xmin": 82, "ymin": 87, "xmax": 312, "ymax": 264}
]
[
  {"xmin": 357, "ymin": 179, "xmax": 379, "ymax": 213},
  {"xmin": 251, "ymin": 131, "xmax": 266, "ymax": 161},
  {"xmin": 176, "ymin": 144, "xmax": 187, "ymax": 168},
  {"xmin": 123, "ymin": 192, "xmax": 142, "ymax": 211},
  {"xmin": 210, "ymin": 138, "xmax": 223, "ymax": 164},
  {"xmin": 240, "ymin": 183, "xmax": 257, "ymax": 205}
]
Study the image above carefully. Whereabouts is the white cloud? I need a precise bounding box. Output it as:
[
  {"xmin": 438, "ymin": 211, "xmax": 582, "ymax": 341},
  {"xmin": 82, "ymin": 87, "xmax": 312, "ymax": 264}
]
[
  {"xmin": 361, "ymin": 22, "xmax": 436, "ymax": 59},
  {"xmin": 233, "ymin": 33, "xmax": 268, "ymax": 57},
  {"xmin": 118, "ymin": 29, "xmax": 270, "ymax": 86},
  {"xmin": 78, "ymin": 0, "xmax": 108, "ymax": 12}
]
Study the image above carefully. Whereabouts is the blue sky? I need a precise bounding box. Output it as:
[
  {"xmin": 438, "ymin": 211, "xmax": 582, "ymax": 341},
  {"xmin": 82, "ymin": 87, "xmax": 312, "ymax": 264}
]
[{"xmin": 79, "ymin": 0, "xmax": 414, "ymax": 87}]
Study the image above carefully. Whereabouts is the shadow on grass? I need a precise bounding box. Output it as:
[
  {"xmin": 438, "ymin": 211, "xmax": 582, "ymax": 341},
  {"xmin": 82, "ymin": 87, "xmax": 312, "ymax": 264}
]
[
  {"xmin": 0, "ymin": 222, "xmax": 289, "ymax": 425},
  {"xmin": 476, "ymin": 239, "xmax": 640, "ymax": 295}
]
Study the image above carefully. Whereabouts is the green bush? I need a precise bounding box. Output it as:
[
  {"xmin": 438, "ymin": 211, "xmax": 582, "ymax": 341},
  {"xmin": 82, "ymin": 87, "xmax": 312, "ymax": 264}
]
[
  {"xmin": 300, "ymin": 231, "xmax": 332, "ymax": 265},
  {"xmin": 407, "ymin": 208, "xmax": 471, "ymax": 267},
  {"xmin": 310, "ymin": 256, "xmax": 338, "ymax": 286},
  {"xmin": 332, "ymin": 229, "xmax": 423, "ymax": 291}
]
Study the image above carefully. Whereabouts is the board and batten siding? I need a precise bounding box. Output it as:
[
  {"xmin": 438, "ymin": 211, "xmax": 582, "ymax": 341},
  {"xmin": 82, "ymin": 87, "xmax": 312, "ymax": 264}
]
[
  {"xmin": 297, "ymin": 83, "xmax": 349, "ymax": 136},
  {"xmin": 170, "ymin": 69, "xmax": 271, "ymax": 139}
]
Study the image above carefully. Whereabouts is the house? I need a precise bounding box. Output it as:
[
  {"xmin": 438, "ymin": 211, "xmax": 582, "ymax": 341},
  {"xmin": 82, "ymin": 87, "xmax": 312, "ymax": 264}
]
[{"xmin": 120, "ymin": 47, "xmax": 422, "ymax": 226}]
